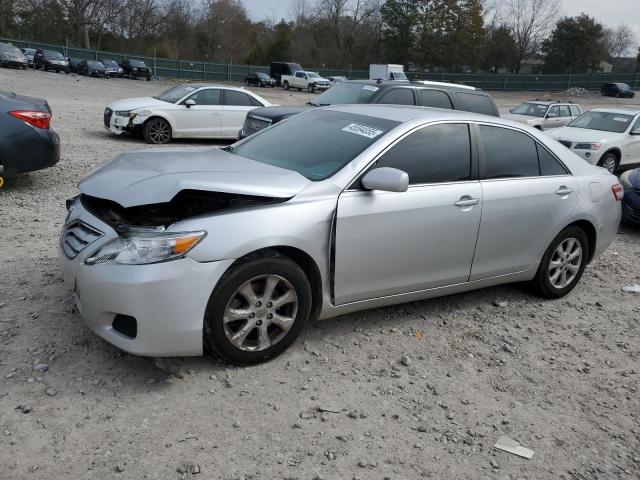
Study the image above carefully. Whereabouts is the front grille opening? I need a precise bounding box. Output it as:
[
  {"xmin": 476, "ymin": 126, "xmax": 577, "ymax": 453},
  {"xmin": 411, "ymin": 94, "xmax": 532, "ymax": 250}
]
[{"xmin": 112, "ymin": 314, "xmax": 137, "ymax": 339}]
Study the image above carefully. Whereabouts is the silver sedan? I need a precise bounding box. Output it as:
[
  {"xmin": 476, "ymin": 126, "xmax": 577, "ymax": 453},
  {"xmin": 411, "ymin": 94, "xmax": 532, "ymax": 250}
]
[{"xmin": 59, "ymin": 105, "xmax": 622, "ymax": 364}]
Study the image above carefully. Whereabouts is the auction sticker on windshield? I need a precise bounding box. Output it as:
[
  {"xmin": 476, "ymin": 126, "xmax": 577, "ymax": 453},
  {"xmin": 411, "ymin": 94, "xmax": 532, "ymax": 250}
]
[{"xmin": 341, "ymin": 123, "xmax": 384, "ymax": 139}]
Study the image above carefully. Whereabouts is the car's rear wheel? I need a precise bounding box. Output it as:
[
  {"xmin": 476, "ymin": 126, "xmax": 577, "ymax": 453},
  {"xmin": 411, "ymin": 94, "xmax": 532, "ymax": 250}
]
[
  {"xmin": 142, "ymin": 117, "xmax": 172, "ymax": 144},
  {"xmin": 204, "ymin": 253, "xmax": 312, "ymax": 364},
  {"xmin": 598, "ymin": 152, "xmax": 618, "ymax": 173},
  {"xmin": 530, "ymin": 226, "xmax": 588, "ymax": 299}
]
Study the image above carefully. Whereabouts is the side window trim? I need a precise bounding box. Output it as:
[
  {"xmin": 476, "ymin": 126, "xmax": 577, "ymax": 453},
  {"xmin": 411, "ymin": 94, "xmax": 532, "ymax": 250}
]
[
  {"xmin": 536, "ymin": 142, "xmax": 570, "ymax": 176},
  {"xmin": 345, "ymin": 121, "xmax": 478, "ymax": 191}
]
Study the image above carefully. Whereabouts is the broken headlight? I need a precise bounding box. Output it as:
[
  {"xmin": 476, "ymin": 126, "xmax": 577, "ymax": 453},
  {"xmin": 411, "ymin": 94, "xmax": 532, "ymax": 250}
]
[{"xmin": 85, "ymin": 231, "xmax": 206, "ymax": 265}]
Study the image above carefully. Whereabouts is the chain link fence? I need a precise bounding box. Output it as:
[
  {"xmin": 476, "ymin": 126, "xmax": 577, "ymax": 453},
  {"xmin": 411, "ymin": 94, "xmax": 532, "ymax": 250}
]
[{"xmin": 4, "ymin": 37, "xmax": 639, "ymax": 91}]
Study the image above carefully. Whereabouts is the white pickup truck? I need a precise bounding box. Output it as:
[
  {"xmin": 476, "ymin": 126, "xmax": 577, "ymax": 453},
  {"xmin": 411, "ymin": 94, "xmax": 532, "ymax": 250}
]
[{"xmin": 281, "ymin": 71, "xmax": 331, "ymax": 93}]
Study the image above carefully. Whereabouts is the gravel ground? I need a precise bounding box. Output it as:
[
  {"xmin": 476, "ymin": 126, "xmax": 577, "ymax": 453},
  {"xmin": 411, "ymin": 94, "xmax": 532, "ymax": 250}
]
[{"xmin": 1, "ymin": 68, "xmax": 640, "ymax": 480}]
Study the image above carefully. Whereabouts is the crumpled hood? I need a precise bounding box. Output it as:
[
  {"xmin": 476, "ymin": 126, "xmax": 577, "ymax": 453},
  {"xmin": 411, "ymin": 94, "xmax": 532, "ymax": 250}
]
[
  {"xmin": 549, "ymin": 126, "xmax": 622, "ymax": 144},
  {"xmin": 79, "ymin": 147, "xmax": 311, "ymax": 207},
  {"xmin": 106, "ymin": 96, "xmax": 168, "ymax": 112}
]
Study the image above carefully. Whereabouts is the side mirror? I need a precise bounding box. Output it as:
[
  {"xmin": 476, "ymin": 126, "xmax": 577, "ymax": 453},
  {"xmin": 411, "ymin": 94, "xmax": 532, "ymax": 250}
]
[
  {"xmin": 361, "ymin": 167, "xmax": 409, "ymax": 193},
  {"xmin": 185, "ymin": 99, "xmax": 196, "ymax": 108},
  {"xmin": 630, "ymin": 128, "xmax": 640, "ymax": 135}
]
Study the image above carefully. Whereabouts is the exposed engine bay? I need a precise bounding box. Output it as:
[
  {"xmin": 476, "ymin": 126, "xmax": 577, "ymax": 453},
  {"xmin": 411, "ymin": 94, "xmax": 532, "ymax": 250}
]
[{"xmin": 81, "ymin": 190, "xmax": 285, "ymax": 232}]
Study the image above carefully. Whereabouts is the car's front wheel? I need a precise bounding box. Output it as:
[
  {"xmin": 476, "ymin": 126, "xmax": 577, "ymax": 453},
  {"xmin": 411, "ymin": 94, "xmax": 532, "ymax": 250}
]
[
  {"xmin": 204, "ymin": 253, "xmax": 312, "ymax": 364},
  {"xmin": 142, "ymin": 117, "xmax": 172, "ymax": 144},
  {"xmin": 283, "ymin": 81, "xmax": 289, "ymax": 90},
  {"xmin": 598, "ymin": 152, "xmax": 618, "ymax": 173},
  {"xmin": 530, "ymin": 226, "xmax": 589, "ymax": 299},
  {"xmin": 308, "ymin": 84, "xmax": 315, "ymax": 93}
]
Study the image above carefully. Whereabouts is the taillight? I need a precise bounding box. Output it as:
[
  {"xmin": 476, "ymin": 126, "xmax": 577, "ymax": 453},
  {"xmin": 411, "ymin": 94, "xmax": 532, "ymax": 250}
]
[
  {"xmin": 612, "ymin": 183, "xmax": 623, "ymax": 201},
  {"xmin": 9, "ymin": 110, "xmax": 51, "ymax": 129}
]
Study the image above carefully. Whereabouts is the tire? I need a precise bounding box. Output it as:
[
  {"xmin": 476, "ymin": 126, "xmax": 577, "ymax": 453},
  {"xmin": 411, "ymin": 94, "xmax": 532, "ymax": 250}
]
[
  {"xmin": 283, "ymin": 81, "xmax": 289, "ymax": 90},
  {"xmin": 598, "ymin": 152, "xmax": 618, "ymax": 173},
  {"xmin": 203, "ymin": 252, "xmax": 312, "ymax": 364},
  {"xmin": 142, "ymin": 117, "xmax": 172, "ymax": 144},
  {"xmin": 146, "ymin": 76, "xmax": 151, "ymax": 81},
  {"xmin": 308, "ymin": 84, "xmax": 315, "ymax": 93},
  {"xmin": 530, "ymin": 226, "xmax": 589, "ymax": 299}
]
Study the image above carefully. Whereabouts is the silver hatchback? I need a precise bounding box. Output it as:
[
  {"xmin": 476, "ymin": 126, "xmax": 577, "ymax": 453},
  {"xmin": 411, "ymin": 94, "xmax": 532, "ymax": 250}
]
[{"xmin": 59, "ymin": 105, "xmax": 622, "ymax": 364}]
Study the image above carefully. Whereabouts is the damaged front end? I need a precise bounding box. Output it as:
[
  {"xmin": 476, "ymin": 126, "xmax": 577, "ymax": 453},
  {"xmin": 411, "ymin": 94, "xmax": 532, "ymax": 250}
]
[
  {"xmin": 74, "ymin": 190, "xmax": 285, "ymax": 266},
  {"xmin": 81, "ymin": 189, "xmax": 286, "ymax": 233}
]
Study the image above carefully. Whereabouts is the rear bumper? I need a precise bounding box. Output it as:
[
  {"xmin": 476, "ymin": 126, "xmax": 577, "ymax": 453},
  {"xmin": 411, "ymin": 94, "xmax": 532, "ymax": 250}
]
[{"xmin": 0, "ymin": 127, "xmax": 60, "ymax": 175}]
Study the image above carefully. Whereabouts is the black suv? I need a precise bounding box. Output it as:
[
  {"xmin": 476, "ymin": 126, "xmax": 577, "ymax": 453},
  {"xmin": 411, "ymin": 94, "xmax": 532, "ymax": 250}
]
[
  {"xmin": 239, "ymin": 80, "xmax": 499, "ymax": 139},
  {"xmin": 120, "ymin": 59, "xmax": 152, "ymax": 80},
  {"xmin": 34, "ymin": 49, "xmax": 70, "ymax": 73},
  {"xmin": 245, "ymin": 72, "xmax": 276, "ymax": 87},
  {"xmin": 601, "ymin": 82, "xmax": 635, "ymax": 98}
]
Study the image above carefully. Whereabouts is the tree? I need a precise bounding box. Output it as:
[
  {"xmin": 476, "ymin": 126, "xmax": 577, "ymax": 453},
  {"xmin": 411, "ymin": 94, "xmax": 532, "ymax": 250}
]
[
  {"xmin": 603, "ymin": 24, "xmax": 636, "ymax": 60},
  {"xmin": 502, "ymin": 0, "xmax": 560, "ymax": 73},
  {"xmin": 542, "ymin": 14, "xmax": 607, "ymax": 74},
  {"xmin": 381, "ymin": 0, "xmax": 420, "ymax": 65},
  {"xmin": 484, "ymin": 24, "xmax": 518, "ymax": 72}
]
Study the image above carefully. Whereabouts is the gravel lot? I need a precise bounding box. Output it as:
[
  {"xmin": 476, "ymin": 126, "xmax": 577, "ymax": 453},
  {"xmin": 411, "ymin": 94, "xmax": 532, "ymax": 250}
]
[{"xmin": 1, "ymin": 68, "xmax": 639, "ymax": 480}]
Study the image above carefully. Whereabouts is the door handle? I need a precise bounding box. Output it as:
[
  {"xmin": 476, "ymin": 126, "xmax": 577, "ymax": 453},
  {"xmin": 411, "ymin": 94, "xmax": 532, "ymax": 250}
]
[
  {"xmin": 454, "ymin": 197, "xmax": 479, "ymax": 207},
  {"xmin": 555, "ymin": 186, "xmax": 574, "ymax": 196}
]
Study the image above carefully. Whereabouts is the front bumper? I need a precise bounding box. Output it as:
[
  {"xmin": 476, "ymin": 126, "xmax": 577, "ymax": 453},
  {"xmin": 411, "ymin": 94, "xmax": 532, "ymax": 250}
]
[
  {"xmin": 58, "ymin": 201, "xmax": 234, "ymax": 356},
  {"xmin": 1, "ymin": 58, "xmax": 27, "ymax": 68}
]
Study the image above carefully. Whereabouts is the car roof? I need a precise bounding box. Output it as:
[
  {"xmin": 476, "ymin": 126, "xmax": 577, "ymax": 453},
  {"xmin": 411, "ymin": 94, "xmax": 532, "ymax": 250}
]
[
  {"xmin": 342, "ymin": 79, "xmax": 483, "ymax": 93},
  {"xmin": 522, "ymin": 100, "xmax": 574, "ymax": 106},
  {"xmin": 590, "ymin": 107, "xmax": 640, "ymax": 115},
  {"xmin": 179, "ymin": 83, "xmax": 258, "ymax": 93},
  {"xmin": 323, "ymin": 103, "xmax": 496, "ymax": 123}
]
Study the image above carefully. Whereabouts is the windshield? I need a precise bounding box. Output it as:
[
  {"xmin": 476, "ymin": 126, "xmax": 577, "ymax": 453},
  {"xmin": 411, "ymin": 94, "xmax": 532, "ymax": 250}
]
[
  {"xmin": 312, "ymin": 83, "xmax": 379, "ymax": 106},
  {"xmin": 307, "ymin": 72, "xmax": 320, "ymax": 78},
  {"xmin": 154, "ymin": 85, "xmax": 198, "ymax": 103},
  {"xmin": 568, "ymin": 111, "xmax": 634, "ymax": 133},
  {"xmin": 512, "ymin": 102, "xmax": 548, "ymax": 117},
  {"xmin": 256, "ymin": 72, "xmax": 269, "ymax": 79},
  {"xmin": 129, "ymin": 59, "xmax": 146, "ymax": 67},
  {"xmin": 88, "ymin": 61, "xmax": 103, "ymax": 68},
  {"xmin": 616, "ymin": 83, "xmax": 632, "ymax": 90},
  {"xmin": 232, "ymin": 110, "xmax": 399, "ymax": 180},
  {"xmin": 24, "ymin": 48, "xmax": 35, "ymax": 54},
  {"xmin": 102, "ymin": 59, "xmax": 117, "ymax": 66},
  {"xmin": 45, "ymin": 50, "xmax": 64, "ymax": 59},
  {"xmin": 0, "ymin": 44, "xmax": 21, "ymax": 55}
]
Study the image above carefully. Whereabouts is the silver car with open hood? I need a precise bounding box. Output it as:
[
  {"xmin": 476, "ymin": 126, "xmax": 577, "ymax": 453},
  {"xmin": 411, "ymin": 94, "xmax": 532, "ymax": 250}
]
[{"xmin": 59, "ymin": 105, "xmax": 622, "ymax": 364}]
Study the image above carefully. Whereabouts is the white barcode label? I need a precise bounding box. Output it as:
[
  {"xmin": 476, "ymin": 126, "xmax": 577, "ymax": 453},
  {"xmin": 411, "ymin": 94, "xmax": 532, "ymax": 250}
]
[
  {"xmin": 362, "ymin": 85, "xmax": 379, "ymax": 92},
  {"xmin": 341, "ymin": 123, "xmax": 384, "ymax": 139}
]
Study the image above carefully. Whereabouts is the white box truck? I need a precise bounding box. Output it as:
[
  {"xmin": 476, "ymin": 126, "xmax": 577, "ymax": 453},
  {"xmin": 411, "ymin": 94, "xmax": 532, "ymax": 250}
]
[{"xmin": 369, "ymin": 64, "xmax": 408, "ymax": 81}]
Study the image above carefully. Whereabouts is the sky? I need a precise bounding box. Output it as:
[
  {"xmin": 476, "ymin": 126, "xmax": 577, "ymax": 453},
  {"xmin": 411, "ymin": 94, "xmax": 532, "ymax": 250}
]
[{"xmin": 242, "ymin": 0, "xmax": 640, "ymax": 36}]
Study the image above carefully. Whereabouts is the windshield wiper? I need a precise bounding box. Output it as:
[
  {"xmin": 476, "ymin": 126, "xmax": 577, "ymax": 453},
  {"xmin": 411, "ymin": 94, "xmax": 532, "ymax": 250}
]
[{"xmin": 306, "ymin": 101, "xmax": 319, "ymax": 107}]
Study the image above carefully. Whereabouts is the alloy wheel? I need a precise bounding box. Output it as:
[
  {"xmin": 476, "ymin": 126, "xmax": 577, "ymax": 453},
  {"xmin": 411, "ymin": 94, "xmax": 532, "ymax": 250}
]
[
  {"xmin": 222, "ymin": 274, "xmax": 298, "ymax": 352},
  {"xmin": 600, "ymin": 155, "xmax": 617, "ymax": 174},
  {"xmin": 147, "ymin": 119, "xmax": 171, "ymax": 144},
  {"xmin": 548, "ymin": 237, "xmax": 583, "ymax": 289}
]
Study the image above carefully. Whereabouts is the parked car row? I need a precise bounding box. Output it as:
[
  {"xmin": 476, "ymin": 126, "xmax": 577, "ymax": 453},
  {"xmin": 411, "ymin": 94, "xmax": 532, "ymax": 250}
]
[{"xmin": 1, "ymin": 44, "xmax": 151, "ymax": 80}]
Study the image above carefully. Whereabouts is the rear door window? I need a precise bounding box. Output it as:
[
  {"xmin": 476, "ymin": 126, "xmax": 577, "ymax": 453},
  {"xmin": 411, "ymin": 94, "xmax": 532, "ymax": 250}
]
[
  {"xmin": 479, "ymin": 125, "xmax": 539, "ymax": 179},
  {"xmin": 375, "ymin": 123, "xmax": 472, "ymax": 184},
  {"xmin": 223, "ymin": 90, "xmax": 253, "ymax": 106},
  {"xmin": 454, "ymin": 92, "xmax": 497, "ymax": 116},
  {"xmin": 378, "ymin": 88, "xmax": 415, "ymax": 105},
  {"xmin": 419, "ymin": 89, "xmax": 453, "ymax": 109},
  {"xmin": 569, "ymin": 105, "xmax": 581, "ymax": 116}
]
